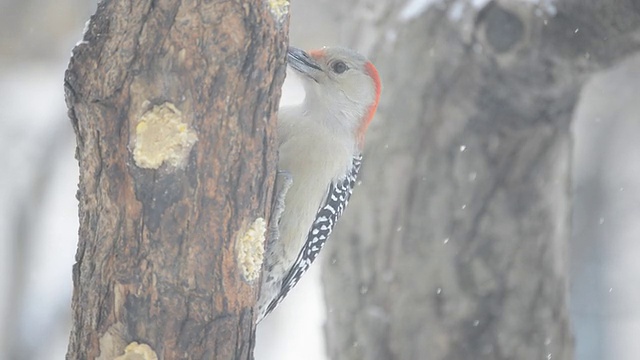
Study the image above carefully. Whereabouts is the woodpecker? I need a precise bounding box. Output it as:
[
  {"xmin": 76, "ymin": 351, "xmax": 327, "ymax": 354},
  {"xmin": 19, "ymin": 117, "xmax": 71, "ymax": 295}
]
[{"xmin": 257, "ymin": 46, "xmax": 381, "ymax": 322}]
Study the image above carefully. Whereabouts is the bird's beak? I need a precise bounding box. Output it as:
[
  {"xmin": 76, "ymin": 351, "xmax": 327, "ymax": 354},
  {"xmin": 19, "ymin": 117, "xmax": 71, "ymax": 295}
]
[{"xmin": 287, "ymin": 47, "xmax": 322, "ymax": 81}]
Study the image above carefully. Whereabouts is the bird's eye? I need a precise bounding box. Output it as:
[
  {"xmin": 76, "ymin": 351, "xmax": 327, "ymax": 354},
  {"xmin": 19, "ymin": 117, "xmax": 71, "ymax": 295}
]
[{"xmin": 331, "ymin": 61, "xmax": 348, "ymax": 74}]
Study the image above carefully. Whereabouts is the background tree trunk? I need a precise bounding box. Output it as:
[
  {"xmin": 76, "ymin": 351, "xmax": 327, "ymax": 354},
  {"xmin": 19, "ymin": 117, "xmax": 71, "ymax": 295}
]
[
  {"xmin": 64, "ymin": 0, "xmax": 288, "ymax": 359},
  {"xmin": 321, "ymin": 0, "xmax": 640, "ymax": 359}
]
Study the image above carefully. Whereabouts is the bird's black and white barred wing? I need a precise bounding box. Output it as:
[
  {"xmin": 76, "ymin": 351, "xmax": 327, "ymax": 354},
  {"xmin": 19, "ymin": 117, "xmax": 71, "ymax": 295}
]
[{"xmin": 264, "ymin": 154, "xmax": 362, "ymax": 316}]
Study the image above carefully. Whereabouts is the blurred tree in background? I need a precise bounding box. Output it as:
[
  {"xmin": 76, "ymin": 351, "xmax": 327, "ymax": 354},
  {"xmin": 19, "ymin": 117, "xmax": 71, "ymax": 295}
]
[{"xmin": 315, "ymin": 0, "xmax": 640, "ymax": 359}]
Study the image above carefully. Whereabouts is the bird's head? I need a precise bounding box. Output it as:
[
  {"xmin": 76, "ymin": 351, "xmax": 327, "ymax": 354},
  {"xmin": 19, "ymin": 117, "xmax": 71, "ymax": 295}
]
[{"xmin": 287, "ymin": 46, "xmax": 381, "ymax": 148}]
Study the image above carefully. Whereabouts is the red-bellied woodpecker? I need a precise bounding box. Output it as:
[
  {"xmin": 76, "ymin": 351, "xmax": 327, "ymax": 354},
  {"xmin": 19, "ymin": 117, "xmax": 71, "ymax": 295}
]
[{"xmin": 256, "ymin": 46, "xmax": 381, "ymax": 322}]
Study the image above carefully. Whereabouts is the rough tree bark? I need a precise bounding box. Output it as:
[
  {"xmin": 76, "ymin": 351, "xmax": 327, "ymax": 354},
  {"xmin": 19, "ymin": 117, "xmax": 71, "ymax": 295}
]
[
  {"xmin": 64, "ymin": 0, "xmax": 288, "ymax": 359},
  {"xmin": 321, "ymin": 0, "xmax": 640, "ymax": 359}
]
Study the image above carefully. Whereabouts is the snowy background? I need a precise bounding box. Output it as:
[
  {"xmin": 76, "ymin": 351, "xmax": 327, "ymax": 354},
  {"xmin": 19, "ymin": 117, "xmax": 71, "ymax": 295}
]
[{"xmin": 1, "ymin": 0, "xmax": 639, "ymax": 359}]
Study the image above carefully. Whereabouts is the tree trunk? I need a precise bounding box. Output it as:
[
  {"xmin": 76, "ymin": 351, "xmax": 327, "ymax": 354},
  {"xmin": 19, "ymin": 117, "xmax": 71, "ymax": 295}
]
[
  {"xmin": 64, "ymin": 1, "xmax": 288, "ymax": 359},
  {"xmin": 321, "ymin": 0, "xmax": 640, "ymax": 359}
]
